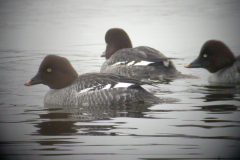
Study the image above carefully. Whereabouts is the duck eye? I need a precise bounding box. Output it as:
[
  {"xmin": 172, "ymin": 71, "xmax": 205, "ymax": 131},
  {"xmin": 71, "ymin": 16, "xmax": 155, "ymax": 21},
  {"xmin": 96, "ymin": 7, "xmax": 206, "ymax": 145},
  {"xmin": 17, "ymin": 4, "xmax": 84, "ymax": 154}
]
[
  {"xmin": 47, "ymin": 68, "xmax": 52, "ymax": 72},
  {"xmin": 203, "ymin": 54, "xmax": 208, "ymax": 58}
]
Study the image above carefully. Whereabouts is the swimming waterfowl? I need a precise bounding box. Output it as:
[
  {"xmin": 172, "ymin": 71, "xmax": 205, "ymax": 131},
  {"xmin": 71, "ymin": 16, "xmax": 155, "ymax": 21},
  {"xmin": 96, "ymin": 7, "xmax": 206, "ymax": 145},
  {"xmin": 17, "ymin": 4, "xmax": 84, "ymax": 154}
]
[
  {"xmin": 100, "ymin": 28, "xmax": 182, "ymax": 79},
  {"xmin": 185, "ymin": 40, "xmax": 240, "ymax": 84},
  {"xmin": 25, "ymin": 55, "xmax": 162, "ymax": 106}
]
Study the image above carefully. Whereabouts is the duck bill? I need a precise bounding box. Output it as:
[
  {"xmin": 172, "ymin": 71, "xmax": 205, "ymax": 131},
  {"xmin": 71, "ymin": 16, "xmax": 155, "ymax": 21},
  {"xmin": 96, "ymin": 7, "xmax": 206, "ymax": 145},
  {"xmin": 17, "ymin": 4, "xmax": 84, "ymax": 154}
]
[
  {"xmin": 25, "ymin": 73, "xmax": 43, "ymax": 86},
  {"xmin": 185, "ymin": 58, "xmax": 202, "ymax": 68},
  {"xmin": 100, "ymin": 51, "xmax": 106, "ymax": 57}
]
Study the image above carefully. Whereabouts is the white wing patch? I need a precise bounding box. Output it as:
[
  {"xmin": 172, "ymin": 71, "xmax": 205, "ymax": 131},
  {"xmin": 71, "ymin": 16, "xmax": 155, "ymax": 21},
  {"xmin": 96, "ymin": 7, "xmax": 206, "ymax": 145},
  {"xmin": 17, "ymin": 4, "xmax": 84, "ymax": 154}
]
[
  {"xmin": 79, "ymin": 82, "xmax": 135, "ymax": 93},
  {"xmin": 127, "ymin": 61, "xmax": 135, "ymax": 66},
  {"xmin": 114, "ymin": 82, "xmax": 134, "ymax": 88},
  {"xmin": 163, "ymin": 60, "xmax": 169, "ymax": 67},
  {"xmin": 134, "ymin": 61, "xmax": 153, "ymax": 66},
  {"xmin": 112, "ymin": 61, "xmax": 153, "ymax": 66},
  {"xmin": 102, "ymin": 84, "xmax": 111, "ymax": 90},
  {"xmin": 79, "ymin": 84, "xmax": 112, "ymax": 93},
  {"xmin": 79, "ymin": 87, "xmax": 94, "ymax": 93},
  {"xmin": 111, "ymin": 62, "xmax": 124, "ymax": 66}
]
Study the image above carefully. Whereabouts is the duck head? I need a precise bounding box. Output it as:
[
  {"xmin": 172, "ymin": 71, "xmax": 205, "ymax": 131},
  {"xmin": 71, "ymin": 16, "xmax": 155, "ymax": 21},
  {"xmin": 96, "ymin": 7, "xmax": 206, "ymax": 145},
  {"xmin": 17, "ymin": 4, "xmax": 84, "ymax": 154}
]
[
  {"xmin": 185, "ymin": 40, "xmax": 236, "ymax": 73},
  {"xmin": 25, "ymin": 55, "xmax": 78, "ymax": 89},
  {"xmin": 102, "ymin": 28, "xmax": 133, "ymax": 59}
]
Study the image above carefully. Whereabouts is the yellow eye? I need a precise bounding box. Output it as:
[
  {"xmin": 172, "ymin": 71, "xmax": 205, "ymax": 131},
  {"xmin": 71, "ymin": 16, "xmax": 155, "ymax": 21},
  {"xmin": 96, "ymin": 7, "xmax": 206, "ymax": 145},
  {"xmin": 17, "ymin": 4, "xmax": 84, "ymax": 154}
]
[
  {"xmin": 106, "ymin": 43, "xmax": 108, "ymax": 46},
  {"xmin": 47, "ymin": 68, "xmax": 51, "ymax": 72}
]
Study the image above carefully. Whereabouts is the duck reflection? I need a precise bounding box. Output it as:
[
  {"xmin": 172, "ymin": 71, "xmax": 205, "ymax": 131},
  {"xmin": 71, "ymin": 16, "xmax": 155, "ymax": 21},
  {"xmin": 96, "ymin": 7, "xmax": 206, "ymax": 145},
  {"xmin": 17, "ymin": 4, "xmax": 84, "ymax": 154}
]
[
  {"xmin": 203, "ymin": 84, "xmax": 240, "ymax": 102},
  {"xmin": 44, "ymin": 102, "xmax": 154, "ymax": 121},
  {"xmin": 204, "ymin": 93, "xmax": 235, "ymax": 102},
  {"xmin": 196, "ymin": 84, "xmax": 240, "ymax": 111},
  {"xmin": 33, "ymin": 102, "xmax": 154, "ymax": 137},
  {"xmin": 200, "ymin": 104, "xmax": 237, "ymax": 112},
  {"xmin": 35, "ymin": 121, "xmax": 77, "ymax": 135}
]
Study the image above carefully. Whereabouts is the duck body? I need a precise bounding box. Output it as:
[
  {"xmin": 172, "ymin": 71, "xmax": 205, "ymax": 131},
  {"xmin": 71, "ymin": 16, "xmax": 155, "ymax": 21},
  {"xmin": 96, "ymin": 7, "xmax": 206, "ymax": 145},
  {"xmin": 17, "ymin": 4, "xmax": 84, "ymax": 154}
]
[
  {"xmin": 101, "ymin": 46, "xmax": 181, "ymax": 79},
  {"xmin": 101, "ymin": 28, "xmax": 182, "ymax": 79},
  {"xmin": 208, "ymin": 56, "xmax": 240, "ymax": 84},
  {"xmin": 25, "ymin": 55, "xmax": 161, "ymax": 106},
  {"xmin": 44, "ymin": 73, "xmax": 160, "ymax": 106}
]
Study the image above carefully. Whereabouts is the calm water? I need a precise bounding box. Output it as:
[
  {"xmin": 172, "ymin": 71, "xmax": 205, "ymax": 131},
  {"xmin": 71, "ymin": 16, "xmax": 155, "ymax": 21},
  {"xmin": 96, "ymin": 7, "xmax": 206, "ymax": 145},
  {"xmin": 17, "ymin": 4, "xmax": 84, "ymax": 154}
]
[{"xmin": 0, "ymin": 0, "xmax": 240, "ymax": 159}]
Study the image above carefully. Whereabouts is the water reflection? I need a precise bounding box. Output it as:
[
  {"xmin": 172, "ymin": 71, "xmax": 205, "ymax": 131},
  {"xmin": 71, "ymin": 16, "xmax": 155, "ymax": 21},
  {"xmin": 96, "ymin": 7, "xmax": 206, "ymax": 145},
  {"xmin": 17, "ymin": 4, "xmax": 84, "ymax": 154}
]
[
  {"xmin": 1, "ymin": 0, "xmax": 240, "ymax": 158},
  {"xmin": 193, "ymin": 85, "xmax": 240, "ymax": 111},
  {"xmin": 204, "ymin": 94, "xmax": 235, "ymax": 102},
  {"xmin": 44, "ymin": 103, "xmax": 153, "ymax": 121},
  {"xmin": 199, "ymin": 84, "xmax": 240, "ymax": 102},
  {"xmin": 34, "ymin": 121, "xmax": 77, "ymax": 136},
  {"xmin": 32, "ymin": 103, "xmax": 153, "ymax": 136},
  {"xmin": 204, "ymin": 84, "xmax": 240, "ymax": 93},
  {"xmin": 200, "ymin": 105, "xmax": 238, "ymax": 112}
]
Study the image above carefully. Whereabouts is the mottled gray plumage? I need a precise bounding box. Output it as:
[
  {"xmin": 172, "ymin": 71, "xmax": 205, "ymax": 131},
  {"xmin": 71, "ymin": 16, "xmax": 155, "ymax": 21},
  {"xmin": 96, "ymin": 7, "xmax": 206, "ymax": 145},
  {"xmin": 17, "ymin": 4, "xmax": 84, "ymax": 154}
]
[
  {"xmin": 101, "ymin": 46, "xmax": 181, "ymax": 79},
  {"xmin": 208, "ymin": 56, "xmax": 240, "ymax": 83},
  {"xmin": 44, "ymin": 73, "xmax": 162, "ymax": 106},
  {"xmin": 25, "ymin": 55, "xmax": 162, "ymax": 106},
  {"xmin": 101, "ymin": 28, "xmax": 182, "ymax": 79}
]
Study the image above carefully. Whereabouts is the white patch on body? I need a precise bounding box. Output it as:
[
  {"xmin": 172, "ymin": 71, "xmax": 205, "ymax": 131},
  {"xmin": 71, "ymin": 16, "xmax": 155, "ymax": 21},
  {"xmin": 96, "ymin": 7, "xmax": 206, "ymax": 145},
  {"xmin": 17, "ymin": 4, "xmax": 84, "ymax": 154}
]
[
  {"xmin": 79, "ymin": 84, "xmax": 112, "ymax": 93},
  {"xmin": 112, "ymin": 61, "xmax": 153, "ymax": 66},
  {"xmin": 134, "ymin": 61, "xmax": 153, "ymax": 66},
  {"xmin": 114, "ymin": 82, "xmax": 134, "ymax": 88},
  {"xmin": 112, "ymin": 62, "xmax": 124, "ymax": 66},
  {"xmin": 127, "ymin": 61, "xmax": 135, "ymax": 66},
  {"xmin": 79, "ymin": 87, "xmax": 95, "ymax": 93},
  {"xmin": 102, "ymin": 84, "xmax": 111, "ymax": 90},
  {"xmin": 163, "ymin": 60, "xmax": 169, "ymax": 67}
]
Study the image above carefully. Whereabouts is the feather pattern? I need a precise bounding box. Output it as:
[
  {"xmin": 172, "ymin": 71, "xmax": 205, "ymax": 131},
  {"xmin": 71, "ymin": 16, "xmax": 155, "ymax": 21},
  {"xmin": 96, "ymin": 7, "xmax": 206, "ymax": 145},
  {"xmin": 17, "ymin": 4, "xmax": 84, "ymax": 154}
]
[
  {"xmin": 44, "ymin": 73, "xmax": 160, "ymax": 106},
  {"xmin": 25, "ymin": 54, "xmax": 162, "ymax": 106},
  {"xmin": 101, "ymin": 46, "xmax": 180, "ymax": 79},
  {"xmin": 209, "ymin": 56, "xmax": 240, "ymax": 83}
]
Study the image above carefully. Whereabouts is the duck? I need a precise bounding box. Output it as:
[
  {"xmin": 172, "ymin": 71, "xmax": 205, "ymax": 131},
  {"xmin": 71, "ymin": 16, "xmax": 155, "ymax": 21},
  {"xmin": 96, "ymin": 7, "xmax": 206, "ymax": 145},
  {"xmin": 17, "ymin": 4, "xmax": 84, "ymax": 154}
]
[
  {"xmin": 25, "ymin": 55, "xmax": 162, "ymax": 106},
  {"xmin": 185, "ymin": 40, "xmax": 240, "ymax": 84},
  {"xmin": 100, "ymin": 28, "xmax": 183, "ymax": 80}
]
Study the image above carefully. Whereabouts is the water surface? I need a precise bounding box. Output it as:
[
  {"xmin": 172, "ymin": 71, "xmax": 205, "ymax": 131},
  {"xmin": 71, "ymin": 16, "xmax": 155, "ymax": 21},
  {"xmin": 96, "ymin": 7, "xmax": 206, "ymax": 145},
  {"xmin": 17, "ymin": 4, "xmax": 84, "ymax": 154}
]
[{"xmin": 0, "ymin": 0, "xmax": 240, "ymax": 159}]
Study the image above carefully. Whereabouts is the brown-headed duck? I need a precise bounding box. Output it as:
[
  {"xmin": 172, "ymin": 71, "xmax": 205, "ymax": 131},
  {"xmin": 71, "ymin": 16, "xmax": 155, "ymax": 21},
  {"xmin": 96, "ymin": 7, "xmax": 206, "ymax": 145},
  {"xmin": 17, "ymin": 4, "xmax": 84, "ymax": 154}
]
[
  {"xmin": 25, "ymin": 55, "xmax": 162, "ymax": 106},
  {"xmin": 100, "ymin": 28, "xmax": 183, "ymax": 80},
  {"xmin": 185, "ymin": 40, "xmax": 240, "ymax": 84}
]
